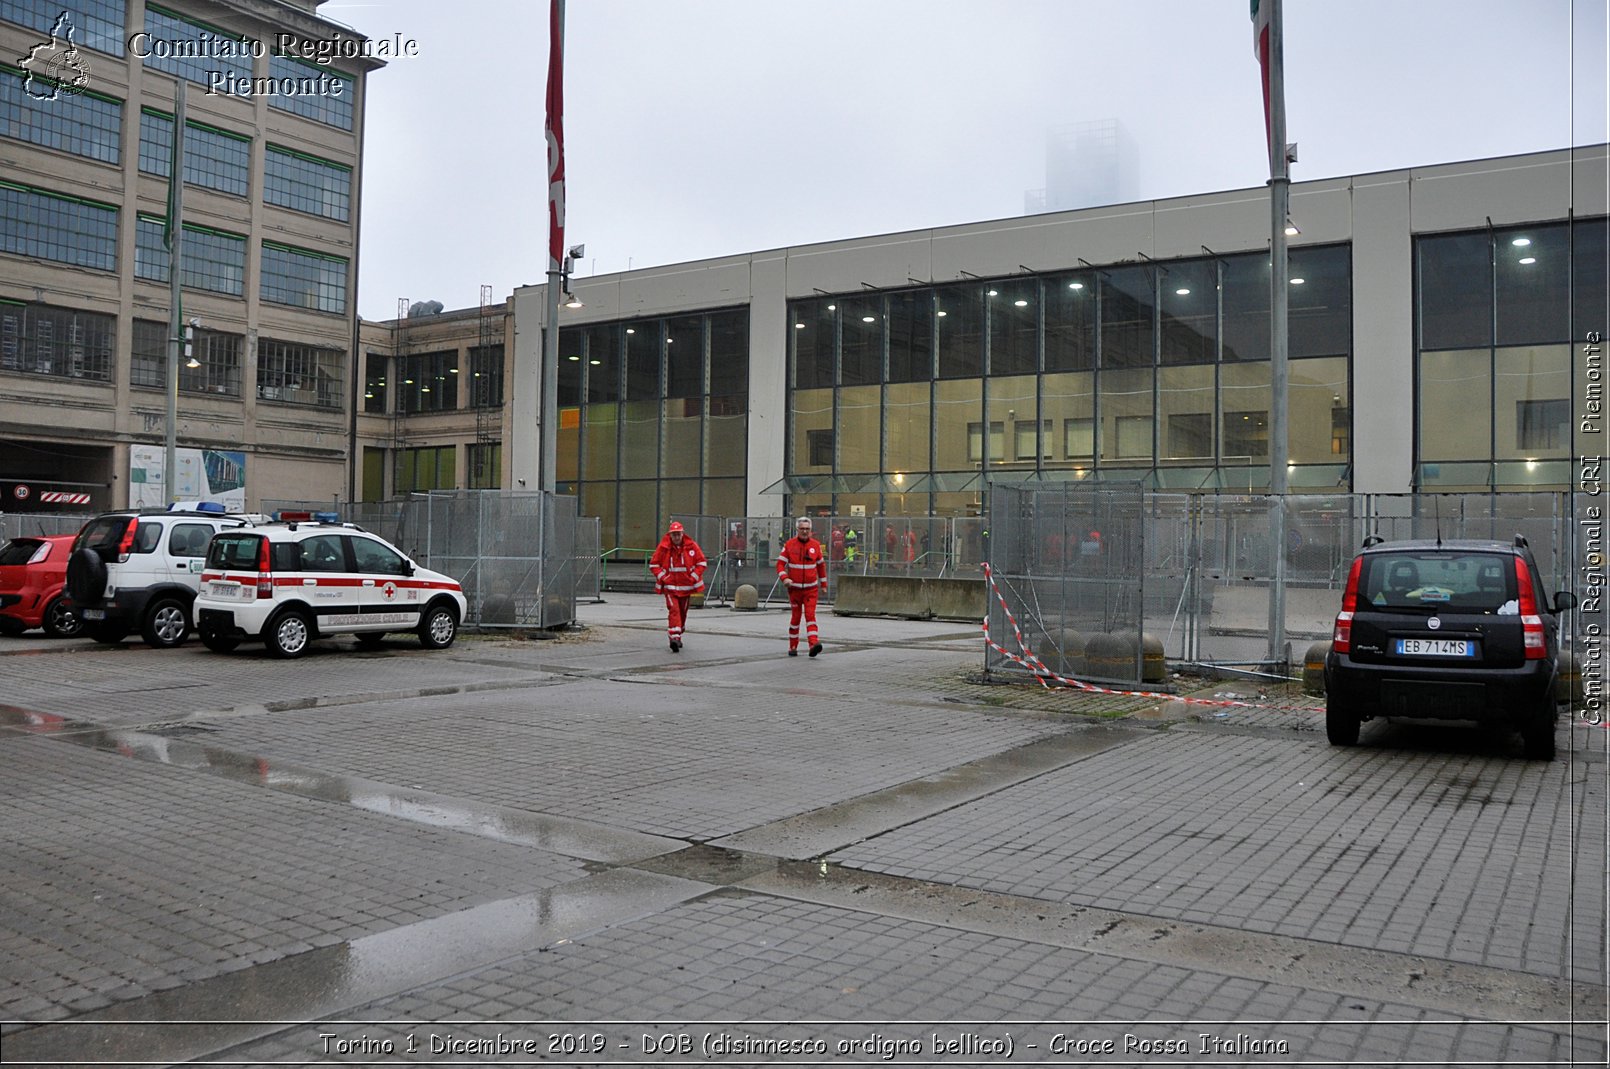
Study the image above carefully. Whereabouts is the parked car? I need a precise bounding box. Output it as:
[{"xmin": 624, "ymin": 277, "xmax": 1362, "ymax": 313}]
[
  {"xmin": 1324, "ymin": 534, "xmax": 1575, "ymax": 759},
  {"xmin": 192, "ymin": 517, "xmax": 466, "ymax": 658},
  {"xmin": 65, "ymin": 505, "xmax": 253, "ymax": 648},
  {"xmin": 0, "ymin": 535, "xmax": 81, "ymax": 637}
]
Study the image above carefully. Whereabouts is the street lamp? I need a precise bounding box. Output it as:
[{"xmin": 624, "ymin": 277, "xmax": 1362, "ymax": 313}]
[
  {"xmin": 562, "ymin": 243, "xmax": 585, "ymax": 309},
  {"xmin": 184, "ymin": 318, "xmax": 199, "ymax": 368}
]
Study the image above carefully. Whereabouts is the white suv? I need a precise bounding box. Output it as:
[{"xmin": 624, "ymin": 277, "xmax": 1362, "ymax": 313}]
[
  {"xmin": 192, "ymin": 518, "xmax": 466, "ymax": 658},
  {"xmin": 66, "ymin": 506, "xmax": 254, "ymax": 648}
]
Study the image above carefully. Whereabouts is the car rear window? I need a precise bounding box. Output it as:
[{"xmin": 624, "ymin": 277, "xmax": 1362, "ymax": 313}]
[
  {"xmin": 77, "ymin": 516, "xmax": 133, "ymax": 552},
  {"xmin": 0, "ymin": 538, "xmax": 43, "ymax": 566},
  {"xmin": 1360, "ymin": 551, "xmax": 1516, "ymax": 613},
  {"xmin": 208, "ymin": 532, "xmax": 263, "ymax": 569}
]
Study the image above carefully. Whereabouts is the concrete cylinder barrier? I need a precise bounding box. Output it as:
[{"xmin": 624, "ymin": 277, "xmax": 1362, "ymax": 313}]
[
  {"xmin": 1303, "ymin": 641, "xmax": 1331, "ymax": 696},
  {"xmin": 732, "ymin": 584, "xmax": 759, "ymax": 611}
]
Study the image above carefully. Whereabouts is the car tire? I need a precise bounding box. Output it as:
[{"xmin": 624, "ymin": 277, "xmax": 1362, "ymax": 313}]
[
  {"xmin": 200, "ymin": 628, "xmax": 240, "ymax": 653},
  {"xmin": 141, "ymin": 597, "xmax": 190, "ymax": 648},
  {"xmin": 417, "ymin": 602, "xmax": 459, "ymax": 650},
  {"xmin": 1325, "ymin": 698, "xmax": 1361, "ymax": 746},
  {"xmin": 42, "ymin": 596, "xmax": 82, "ymax": 638},
  {"xmin": 87, "ymin": 622, "xmax": 129, "ymax": 645},
  {"xmin": 354, "ymin": 632, "xmax": 386, "ymax": 650},
  {"xmin": 264, "ymin": 609, "xmax": 313, "ymax": 659},
  {"xmin": 65, "ymin": 547, "xmax": 106, "ymax": 605},
  {"xmin": 1520, "ymin": 701, "xmax": 1556, "ymax": 761}
]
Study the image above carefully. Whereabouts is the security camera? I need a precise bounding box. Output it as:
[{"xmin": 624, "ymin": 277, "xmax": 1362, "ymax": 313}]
[{"xmin": 568, "ymin": 244, "xmax": 585, "ymax": 259}]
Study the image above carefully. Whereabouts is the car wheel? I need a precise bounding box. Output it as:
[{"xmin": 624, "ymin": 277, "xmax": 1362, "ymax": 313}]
[
  {"xmin": 264, "ymin": 609, "xmax": 313, "ymax": 659},
  {"xmin": 417, "ymin": 602, "xmax": 458, "ymax": 650},
  {"xmin": 354, "ymin": 632, "xmax": 386, "ymax": 650},
  {"xmin": 42, "ymin": 596, "xmax": 82, "ymax": 638},
  {"xmin": 1325, "ymin": 698, "xmax": 1361, "ymax": 746},
  {"xmin": 141, "ymin": 597, "xmax": 190, "ymax": 648},
  {"xmin": 88, "ymin": 622, "xmax": 129, "ymax": 645},
  {"xmin": 1520, "ymin": 701, "xmax": 1556, "ymax": 761},
  {"xmin": 200, "ymin": 628, "xmax": 240, "ymax": 653}
]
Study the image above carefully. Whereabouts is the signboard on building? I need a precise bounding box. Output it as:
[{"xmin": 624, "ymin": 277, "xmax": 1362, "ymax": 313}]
[{"xmin": 129, "ymin": 446, "xmax": 246, "ymax": 510}]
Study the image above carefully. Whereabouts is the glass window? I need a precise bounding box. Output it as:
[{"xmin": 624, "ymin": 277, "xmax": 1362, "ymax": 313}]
[
  {"xmin": 1101, "ymin": 265, "xmax": 1153, "ymax": 369},
  {"xmin": 966, "ymin": 421, "xmax": 1005, "ymax": 463},
  {"xmin": 584, "ymin": 402, "xmax": 618, "ymax": 481},
  {"xmin": 790, "ymin": 298, "xmax": 835, "ymax": 389},
  {"xmin": 1114, "ymin": 415, "xmax": 1154, "ymax": 459},
  {"xmin": 792, "ymin": 388, "xmax": 833, "ymax": 472},
  {"xmin": 1418, "ymin": 231, "xmax": 1491, "ymax": 350},
  {"xmin": 624, "ymin": 320, "xmax": 659, "ymax": 401},
  {"xmin": 838, "ymin": 384, "xmax": 879, "ymax": 472},
  {"xmin": 0, "ymin": 182, "xmax": 116, "ymax": 270},
  {"xmin": 351, "ymin": 536, "xmax": 408, "ymax": 575},
  {"xmin": 139, "ymin": 6, "xmax": 254, "ymax": 86},
  {"xmin": 1220, "ymin": 361, "xmax": 1269, "ymax": 462},
  {"xmin": 936, "ymin": 284, "xmax": 983, "ymax": 378},
  {"xmin": 1159, "ymin": 364, "xmax": 1214, "ymax": 459},
  {"xmin": 1099, "ymin": 367, "xmax": 1152, "ymax": 462},
  {"xmin": 1495, "ymin": 224, "xmax": 1569, "ymax": 346},
  {"xmin": 1014, "ymin": 420, "xmax": 1051, "ymax": 460},
  {"xmin": 1418, "ymin": 349, "xmax": 1490, "ymax": 462},
  {"xmin": 260, "ymin": 242, "xmax": 347, "ymax": 314},
  {"xmin": 988, "ymin": 280, "xmax": 1038, "ymax": 377},
  {"xmin": 1574, "ymin": 217, "xmax": 1608, "ymax": 339},
  {"xmin": 134, "ymin": 216, "xmax": 244, "ymax": 294},
  {"xmin": 840, "ymin": 297, "xmax": 881, "ymax": 386},
  {"xmin": 363, "ymin": 352, "xmax": 387, "ymax": 413},
  {"xmin": 663, "ymin": 395, "xmax": 701, "ymax": 478},
  {"xmin": 396, "ymin": 350, "xmax": 456, "ymax": 413},
  {"xmin": 1064, "ymin": 417, "xmax": 1095, "ymax": 459},
  {"xmin": 1221, "ymin": 253, "xmax": 1269, "ymax": 362},
  {"xmin": 1290, "ymin": 356, "xmax": 1349, "ymax": 464},
  {"xmin": 258, "ymin": 337, "xmax": 343, "ymax": 408},
  {"xmin": 887, "ymin": 291, "xmax": 932, "ymax": 383},
  {"xmin": 264, "ymin": 145, "xmax": 351, "ymax": 221},
  {"xmin": 665, "ymin": 315, "xmax": 703, "ymax": 398},
  {"xmin": 1289, "ymin": 245, "xmax": 1351, "ymax": 358},
  {"xmin": 1223, "ymin": 411, "xmax": 1268, "ymax": 459},
  {"xmin": 467, "ymin": 443, "xmax": 501, "ymax": 489},
  {"xmin": 807, "ymin": 428, "xmax": 833, "ymax": 467},
  {"xmin": 180, "ymin": 326, "xmax": 242, "ymax": 396},
  {"xmin": 1159, "ymin": 260, "xmax": 1215, "ymax": 365},
  {"xmin": 585, "ymin": 323, "xmax": 620, "ymax": 403},
  {"xmin": 1495, "ymin": 345, "xmax": 1570, "ymax": 458},
  {"xmin": 1045, "ymin": 272, "xmax": 1096, "ymax": 372},
  {"xmin": 884, "ymin": 380, "xmax": 930, "ymax": 473},
  {"xmin": 398, "ymin": 446, "xmax": 454, "ymax": 493},
  {"xmin": 267, "ymin": 54, "xmax": 352, "ymax": 130},
  {"xmin": 1516, "ymin": 398, "xmax": 1569, "ymax": 451},
  {"xmin": 298, "ymin": 534, "xmax": 347, "ymax": 572},
  {"xmin": 468, "ymin": 344, "xmax": 503, "ymax": 408},
  {"xmin": 934, "ymin": 378, "xmax": 981, "ymax": 470},
  {"xmin": 708, "ymin": 310, "xmax": 748, "ymax": 399},
  {"xmin": 0, "ymin": 301, "xmax": 114, "ymax": 381},
  {"xmin": 2, "ymin": 0, "xmax": 127, "ymax": 56},
  {"xmin": 0, "ymin": 64, "xmax": 120, "ymax": 162}
]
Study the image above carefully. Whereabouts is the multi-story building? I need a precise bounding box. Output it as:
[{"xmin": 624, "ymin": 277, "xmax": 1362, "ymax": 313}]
[
  {"xmin": 514, "ymin": 145, "xmax": 1607, "ymax": 554},
  {"xmin": 0, "ymin": 0, "xmax": 382, "ymax": 513}
]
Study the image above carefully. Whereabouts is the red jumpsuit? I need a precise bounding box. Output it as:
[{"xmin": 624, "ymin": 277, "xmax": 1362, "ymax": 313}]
[
  {"xmin": 649, "ymin": 533, "xmax": 707, "ymax": 651},
  {"xmin": 776, "ymin": 532, "xmax": 827, "ymax": 655}
]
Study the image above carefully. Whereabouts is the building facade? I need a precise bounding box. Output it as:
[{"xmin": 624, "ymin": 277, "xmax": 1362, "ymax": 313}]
[
  {"xmin": 514, "ymin": 146, "xmax": 1607, "ymax": 554},
  {"xmin": 0, "ymin": 0, "xmax": 379, "ymax": 513}
]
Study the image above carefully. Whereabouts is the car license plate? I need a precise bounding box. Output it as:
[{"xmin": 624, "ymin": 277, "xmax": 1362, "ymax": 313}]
[
  {"xmin": 208, "ymin": 581, "xmax": 241, "ymax": 597},
  {"xmin": 81, "ymin": 608, "xmax": 104, "ymax": 620},
  {"xmin": 1395, "ymin": 638, "xmax": 1476, "ymax": 657}
]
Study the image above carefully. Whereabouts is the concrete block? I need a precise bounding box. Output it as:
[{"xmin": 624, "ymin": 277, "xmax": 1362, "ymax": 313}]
[{"xmin": 732, "ymin": 584, "xmax": 759, "ymax": 611}]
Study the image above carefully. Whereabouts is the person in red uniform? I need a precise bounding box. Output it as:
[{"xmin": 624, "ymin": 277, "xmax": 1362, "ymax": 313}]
[
  {"xmin": 776, "ymin": 515, "xmax": 827, "ymax": 657},
  {"xmin": 649, "ymin": 520, "xmax": 706, "ymax": 653}
]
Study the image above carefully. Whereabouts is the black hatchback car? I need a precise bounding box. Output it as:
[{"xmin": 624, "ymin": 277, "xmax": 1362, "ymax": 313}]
[{"xmin": 1324, "ymin": 535, "xmax": 1575, "ymax": 759}]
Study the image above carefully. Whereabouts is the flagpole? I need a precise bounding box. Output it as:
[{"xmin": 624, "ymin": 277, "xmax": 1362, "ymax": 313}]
[
  {"xmin": 165, "ymin": 80, "xmax": 186, "ymax": 508},
  {"xmin": 541, "ymin": 0, "xmax": 565, "ymax": 499},
  {"xmin": 1266, "ymin": 0, "xmax": 1290, "ymax": 670}
]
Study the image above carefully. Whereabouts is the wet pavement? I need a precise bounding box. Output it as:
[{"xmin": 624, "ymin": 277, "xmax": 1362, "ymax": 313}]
[{"xmin": 0, "ymin": 594, "xmax": 1605, "ymax": 1066}]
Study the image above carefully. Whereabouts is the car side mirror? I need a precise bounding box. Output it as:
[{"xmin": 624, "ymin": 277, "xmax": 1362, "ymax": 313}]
[
  {"xmin": 1553, "ymin": 591, "xmax": 1577, "ymax": 613},
  {"xmin": 404, "ymin": 561, "xmax": 416, "ymax": 577}
]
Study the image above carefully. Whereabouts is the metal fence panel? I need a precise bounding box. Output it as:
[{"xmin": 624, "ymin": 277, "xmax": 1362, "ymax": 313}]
[{"xmin": 0, "ymin": 512, "xmax": 94, "ymax": 540}]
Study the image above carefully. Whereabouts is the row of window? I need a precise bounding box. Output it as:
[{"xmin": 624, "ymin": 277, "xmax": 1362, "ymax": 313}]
[
  {"xmin": 3, "ymin": 73, "xmax": 352, "ymax": 220},
  {"xmin": 361, "ymin": 347, "xmax": 506, "ymax": 415},
  {"xmin": 360, "ymin": 443, "xmax": 502, "ymax": 500},
  {"xmin": 1, "ymin": 182, "xmax": 350, "ymax": 313},
  {"xmin": 0, "ymin": 301, "xmax": 343, "ymax": 406},
  {"xmin": 2, "ymin": 2, "xmax": 355, "ymax": 131}
]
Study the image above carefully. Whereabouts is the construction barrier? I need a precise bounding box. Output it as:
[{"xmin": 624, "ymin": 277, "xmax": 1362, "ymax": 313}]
[{"xmin": 833, "ymin": 574, "xmax": 986, "ymax": 622}]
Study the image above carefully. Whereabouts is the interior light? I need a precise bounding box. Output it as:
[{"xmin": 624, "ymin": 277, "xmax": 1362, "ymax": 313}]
[
  {"xmin": 987, "ymin": 289, "xmax": 998, "ymax": 297},
  {"xmin": 1068, "ymin": 282, "xmax": 1084, "ymax": 290},
  {"xmin": 449, "ymin": 367, "xmax": 460, "ymax": 373},
  {"xmin": 421, "ymin": 386, "xmax": 431, "ymax": 393},
  {"xmin": 364, "ymin": 392, "xmax": 373, "ymax": 399},
  {"xmin": 862, "ymin": 315, "xmax": 876, "ymax": 323},
  {"xmin": 404, "ymin": 378, "xmax": 414, "ymax": 384},
  {"xmin": 589, "ymin": 359, "xmax": 601, "ymax": 365},
  {"xmin": 937, "ymin": 310, "xmax": 948, "ymax": 317},
  {"xmin": 568, "ymin": 355, "xmax": 580, "ymax": 361},
  {"xmin": 1518, "ymin": 256, "xmax": 1537, "ymax": 265},
  {"xmin": 626, "ymin": 328, "xmax": 635, "ymax": 334},
  {"xmin": 1289, "ymin": 277, "xmax": 1306, "ymax": 285},
  {"xmin": 1175, "ymin": 288, "xmax": 1190, "ymax": 296},
  {"xmin": 794, "ymin": 322, "xmax": 805, "ymax": 329},
  {"xmin": 1512, "ymin": 237, "xmax": 1532, "ymax": 247},
  {"xmin": 827, "ymin": 304, "xmax": 835, "ymax": 311},
  {"xmin": 1013, "ymin": 299, "xmax": 1028, "ymax": 307}
]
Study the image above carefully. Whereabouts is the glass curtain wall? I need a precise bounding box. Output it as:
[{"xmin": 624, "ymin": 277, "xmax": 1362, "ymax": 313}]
[
  {"xmin": 1415, "ymin": 217, "xmax": 1605, "ymax": 490},
  {"xmin": 559, "ymin": 308, "xmax": 748, "ymax": 553},
  {"xmin": 784, "ymin": 243, "xmax": 1354, "ymax": 515}
]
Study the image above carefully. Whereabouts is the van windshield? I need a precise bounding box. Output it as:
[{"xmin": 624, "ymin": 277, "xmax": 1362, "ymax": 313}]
[{"xmin": 1360, "ymin": 551, "xmax": 1516, "ymax": 613}]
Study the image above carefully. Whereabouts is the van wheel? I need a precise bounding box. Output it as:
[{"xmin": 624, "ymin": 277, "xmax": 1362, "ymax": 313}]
[
  {"xmin": 1520, "ymin": 702, "xmax": 1556, "ymax": 761},
  {"xmin": 265, "ymin": 609, "xmax": 313, "ymax": 659},
  {"xmin": 1325, "ymin": 699, "xmax": 1361, "ymax": 746},
  {"xmin": 418, "ymin": 603, "xmax": 459, "ymax": 650},
  {"xmin": 142, "ymin": 597, "xmax": 190, "ymax": 648},
  {"xmin": 43, "ymin": 596, "xmax": 83, "ymax": 638}
]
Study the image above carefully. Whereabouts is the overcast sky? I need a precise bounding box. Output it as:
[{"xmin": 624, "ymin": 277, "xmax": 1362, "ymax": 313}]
[{"xmin": 333, "ymin": 0, "xmax": 1609, "ymax": 322}]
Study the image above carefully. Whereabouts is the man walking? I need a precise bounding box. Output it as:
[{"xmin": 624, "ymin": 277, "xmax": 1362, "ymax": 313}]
[
  {"xmin": 649, "ymin": 520, "xmax": 706, "ymax": 653},
  {"xmin": 777, "ymin": 515, "xmax": 827, "ymax": 657}
]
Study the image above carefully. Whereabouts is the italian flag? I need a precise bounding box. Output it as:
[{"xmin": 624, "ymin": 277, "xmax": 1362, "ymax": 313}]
[{"xmin": 1251, "ymin": 0, "xmax": 1274, "ymax": 171}]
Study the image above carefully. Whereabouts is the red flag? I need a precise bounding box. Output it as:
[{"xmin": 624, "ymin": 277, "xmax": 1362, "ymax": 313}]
[
  {"xmin": 545, "ymin": 0, "xmax": 566, "ymax": 273},
  {"xmin": 1251, "ymin": 0, "xmax": 1272, "ymax": 171}
]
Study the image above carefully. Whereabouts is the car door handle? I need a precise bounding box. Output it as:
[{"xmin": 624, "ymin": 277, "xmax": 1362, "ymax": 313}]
[
  {"xmin": 303, "ymin": 578, "xmax": 317, "ymax": 586},
  {"xmin": 363, "ymin": 580, "xmax": 375, "ymax": 587}
]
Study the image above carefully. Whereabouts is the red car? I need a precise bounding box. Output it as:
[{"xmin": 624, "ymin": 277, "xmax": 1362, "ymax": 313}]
[{"xmin": 0, "ymin": 534, "xmax": 82, "ymax": 637}]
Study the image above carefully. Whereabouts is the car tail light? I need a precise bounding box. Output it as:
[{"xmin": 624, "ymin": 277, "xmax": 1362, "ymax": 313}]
[
  {"xmin": 1514, "ymin": 556, "xmax": 1545, "ymax": 660},
  {"xmin": 1333, "ymin": 556, "xmax": 1363, "ymax": 653},
  {"xmin": 256, "ymin": 538, "xmax": 274, "ymax": 599},
  {"xmin": 27, "ymin": 542, "xmax": 49, "ymax": 565},
  {"xmin": 116, "ymin": 518, "xmax": 137, "ymax": 563}
]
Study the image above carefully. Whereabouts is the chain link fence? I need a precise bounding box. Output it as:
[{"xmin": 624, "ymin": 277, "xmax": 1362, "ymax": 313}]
[{"xmin": 0, "ymin": 512, "xmax": 96, "ymax": 540}]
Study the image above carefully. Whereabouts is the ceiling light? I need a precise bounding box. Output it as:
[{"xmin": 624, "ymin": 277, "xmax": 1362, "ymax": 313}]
[
  {"xmin": 987, "ymin": 289, "xmax": 998, "ymax": 297},
  {"xmin": 1175, "ymin": 288, "xmax": 1190, "ymax": 296},
  {"xmin": 1068, "ymin": 282, "xmax": 1084, "ymax": 290},
  {"xmin": 421, "ymin": 386, "xmax": 431, "ymax": 393},
  {"xmin": 1518, "ymin": 256, "xmax": 1537, "ymax": 265},
  {"xmin": 589, "ymin": 359, "xmax": 600, "ymax": 365},
  {"xmin": 568, "ymin": 355, "xmax": 580, "ymax": 361},
  {"xmin": 936, "ymin": 310, "xmax": 948, "ymax": 317},
  {"xmin": 794, "ymin": 322, "xmax": 805, "ymax": 329},
  {"xmin": 1014, "ymin": 299, "xmax": 1028, "ymax": 307},
  {"xmin": 404, "ymin": 378, "xmax": 414, "ymax": 384},
  {"xmin": 1512, "ymin": 237, "xmax": 1532, "ymax": 247},
  {"xmin": 862, "ymin": 315, "xmax": 875, "ymax": 323},
  {"xmin": 1289, "ymin": 277, "xmax": 1306, "ymax": 285},
  {"xmin": 826, "ymin": 304, "xmax": 835, "ymax": 311},
  {"xmin": 364, "ymin": 392, "xmax": 373, "ymax": 399},
  {"xmin": 449, "ymin": 367, "xmax": 459, "ymax": 373}
]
